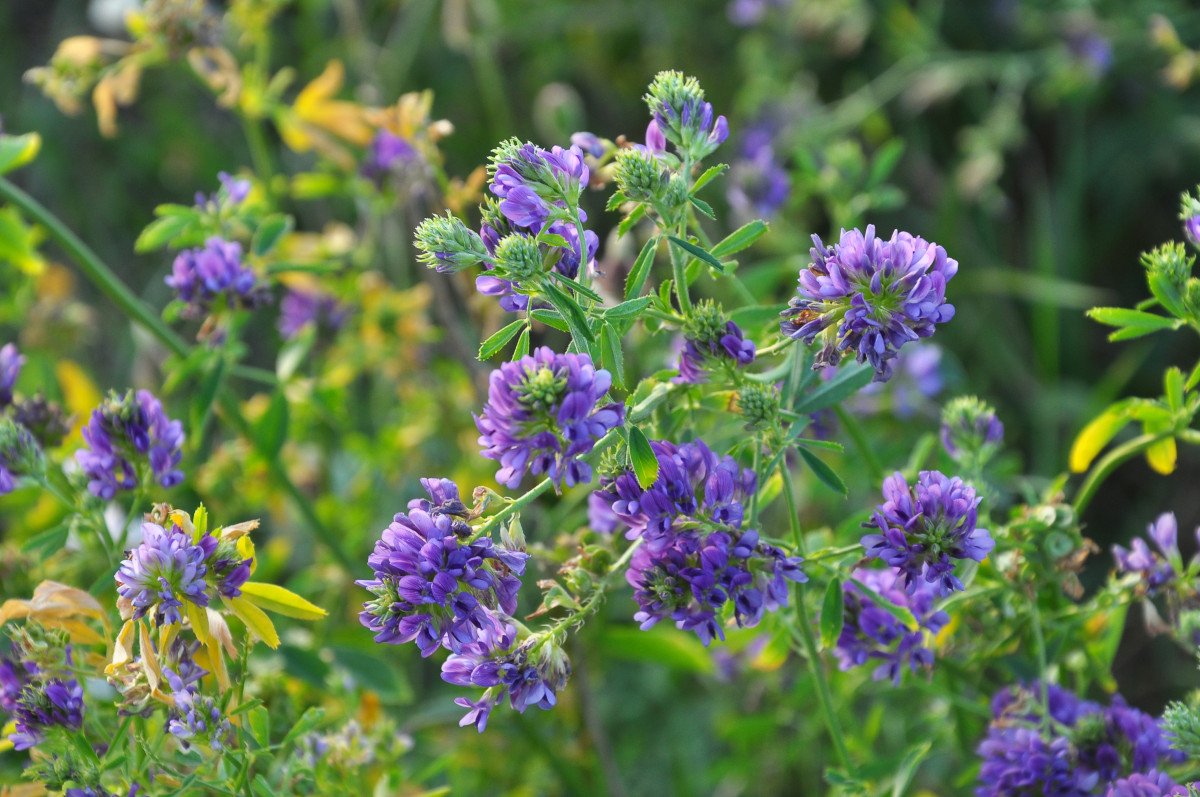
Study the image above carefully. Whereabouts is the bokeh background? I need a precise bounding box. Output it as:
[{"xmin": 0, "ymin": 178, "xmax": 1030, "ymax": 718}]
[{"xmin": 4, "ymin": 0, "xmax": 1200, "ymax": 793}]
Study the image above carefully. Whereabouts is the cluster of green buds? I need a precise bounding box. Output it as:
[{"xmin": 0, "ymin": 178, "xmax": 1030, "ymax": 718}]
[
  {"xmin": 940, "ymin": 395, "xmax": 1004, "ymax": 472},
  {"xmin": 613, "ymin": 147, "xmax": 670, "ymax": 203},
  {"xmin": 643, "ymin": 70, "xmax": 729, "ymax": 163},
  {"xmin": 737, "ymin": 383, "xmax": 781, "ymax": 433},
  {"xmin": 413, "ymin": 212, "xmax": 490, "ymax": 274},
  {"xmin": 0, "ymin": 415, "xmax": 45, "ymax": 487}
]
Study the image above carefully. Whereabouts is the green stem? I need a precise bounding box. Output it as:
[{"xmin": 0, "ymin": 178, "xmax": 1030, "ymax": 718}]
[
  {"xmin": 779, "ymin": 461, "xmax": 853, "ymax": 772},
  {"xmin": 1029, "ymin": 597, "xmax": 1051, "ymax": 727},
  {"xmin": 1071, "ymin": 431, "xmax": 1172, "ymax": 516},
  {"xmin": 833, "ymin": 405, "xmax": 884, "ymax": 484}
]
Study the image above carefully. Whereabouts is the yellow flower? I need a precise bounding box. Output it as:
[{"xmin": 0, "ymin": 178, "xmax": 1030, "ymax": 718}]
[{"xmin": 276, "ymin": 60, "xmax": 374, "ymax": 168}]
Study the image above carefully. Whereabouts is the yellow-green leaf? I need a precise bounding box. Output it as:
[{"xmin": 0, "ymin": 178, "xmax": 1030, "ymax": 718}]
[
  {"xmin": 187, "ymin": 601, "xmax": 212, "ymax": 647},
  {"xmin": 224, "ymin": 596, "xmax": 280, "ymax": 648},
  {"xmin": 0, "ymin": 132, "xmax": 41, "ymax": 176},
  {"xmin": 239, "ymin": 582, "xmax": 327, "ymax": 621}
]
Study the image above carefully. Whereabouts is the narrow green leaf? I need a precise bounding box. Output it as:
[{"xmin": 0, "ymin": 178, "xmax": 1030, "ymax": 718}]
[
  {"xmin": 625, "ymin": 236, "xmax": 659, "ymax": 300},
  {"xmin": 252, "ymin": 392, "xmax": 289, "ymax": 460},
  {"xmin": 605, "ymin": 296, "xmax": 653, "ymax": 320},
  {"xmin": 541, "ymin": 281, "xmax": 596, "ymax": 354},
  {"xmin": 617, "ymin": 203, "xmax": 647, "ymax": 238},
  {"xmin": 530, "ymin": 308, "xmax": 568, "ymax": 333},
  {"xmin": 134, "ymin": 214, "xmax": 194, "ymax": 253},
  {"xmin": 248, "ymin": 705, "xmax": 271, "ymax": 747},
  {"xmin": 798, "ymin": 447, "xmax": 846, "ymax": 496},
  {"xmin": 689, "ymin": 196, "xmax": 715, "ymax": 219},
  {"xmin": 691, "ymin": 163, "xmax": 728, "ymax": 193},
  {"xmin": 0, "ymin": 132, "xmax": 41, "ymax": 176},
  {"xmin": 282, "ymin": 707, "xmax": 326, "ymax": 745},
  {"xmin": 667, "ymin": 235, "xmax": 724, "ymax": 273},
  {"xmin": 791, "ymin": 363, "xmax": 873, "ymax": 415},
  {"xmin": 1165, "ymin": 367, "xmax": 1185, "ymax": 413},
  {"xmin": 251, "ymin": 214, "xmax": 294, "ymax": 257},
  {"xmin": 868, "ymin": 139, "xmax": 906, "ymax": 188},
  {"xmin": 628, "ymin": 425, "xmax": 659, "ymax": 489},
  {"xmin": 601, "ymin": 323, "xmax": 625, "ymax": 389},
  {"xmin": 1086, "ymin": 306, "xmax": 1178, "ymax": 331},
  {"xmin": 711, "ymin": 220, "xmax": 769, "ymax": 259},
  {"xmin": 819, "ymin": 578, "xmax": 844, "ymax": 649},
  {"xmin": 891, "ymin": 741, "xmax": 933, "ymax": 797},
  {"xmin": 478, "ymin": 318, "xmax": 526, "ymax": 360},
  {"xmin": 512, "ymin": 326, "xmax": 530, "ymax": 359},
  {"xmin": 537, "ymin": 232, "xmax": 570, "ymax": 249},
  {"xmin": 556, "ymin": 272, "xmax": 604, "ymax": 304}
]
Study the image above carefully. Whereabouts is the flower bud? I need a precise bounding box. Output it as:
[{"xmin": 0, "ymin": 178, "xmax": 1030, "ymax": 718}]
[
  {"xmin": 0, "ymin": 417, "xmax": 44, "ymax": 486},
  {"xmin": 613, "ymin": 147, "xmax": 668, "ymax": 202},
  {"xmin": 492, "ymin": 234, "xmax": 544, "ymax": 283},
  {"xmin": 736, "ymin": 383, "xmax": 780, "ymax": 431},
  {"xmin": 940, "ymin": 395, "xmax": 1003, "ymax": 464},
  {"xmin": 413, "ymin": 212, "xmax": 490, "ymax": 273}
]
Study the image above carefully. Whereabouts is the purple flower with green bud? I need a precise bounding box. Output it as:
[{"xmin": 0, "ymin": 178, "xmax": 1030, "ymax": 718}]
[
  {"xmin": 115, "ymin": 521, "xmax": 211, "ymax": 626},
  {"xmin": 476, "ymin": 348, "xmax": 623, "ymax": 489},
  {"xmin": 0, "ymin": 416, "xmax": 45, "ymax": 495},
  {"xmin": 1113, "ymin": 512, "xmax": 1196, "ymax": 595},
  {"xmin": 166, "ymin": 237, "xmax": 266, "ymax": 316},
  {"xmin": 165, "ymin": 670, "xmax": 234, "ymax": 752},
  {"xmin": 1180, "ymin": 186, "xmax": 1200, "ymax": 248},
  {"xmin": 643, "ymin": 71, "xmax": 728, "ymax": 161},
  {"xmin": 9, "ymin": 677, "xmax": 84, "ymax": 750},
  {"xmin": 362, "ymin": 129, "xmax": 417, "ymax": 181},
  {"xmin": 940, "ymin": 395, "xmax": 1004, "ymax": 462},
  {"xmin": 676, "ymin": 302, "xmax": 756, "ymax": 384},
  {"xmin": 861, "ymin": 470, "xmax": 992, "ymax": 595},
  {"xmin": 0, "ymin": 343, "xmax": 23, "ymax": 408},
  {"xmin": 76, "ymin": 390, "xmax": 184, "ymax": 500},
  {"xmin": 780, "ymin": 225, "xmax": 957, "ymax": 381},
  {"xmin": 193, "ymin": 171, "xmax": 250, "ymax": 211}
]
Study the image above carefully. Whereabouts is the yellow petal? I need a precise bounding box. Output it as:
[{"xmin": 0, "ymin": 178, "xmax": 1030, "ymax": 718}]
[
  {"xmin": 55, "ymin": 360, "xmax": 102, "ymax": 438},
  {"xmin": 224, "ymin": 595, "xmax": 280, "ymax": 648},
  {"xmin": 295, "ymin": 60, "xmax": 345, "ymax": 112},
  {"xmin": 239, "ymin": 581, "xmax": 327, "ymax": 620},
  {"xmin": 1146, "ymin": 437, "xmax": 1177, "ymax": 475},
  {"xmin": 1068, "ymin": 407, "xmax": 1130, "ymax": 473}
]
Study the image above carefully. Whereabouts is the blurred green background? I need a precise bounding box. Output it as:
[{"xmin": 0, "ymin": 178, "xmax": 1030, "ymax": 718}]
[{"xmin": 5, "ymin": 0, "xmax": 1200, "ymax": 792}]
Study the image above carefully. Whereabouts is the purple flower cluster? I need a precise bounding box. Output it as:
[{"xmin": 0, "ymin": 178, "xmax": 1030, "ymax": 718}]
[
  {"xmin": 940, "ymin": 396, "xmax": 1004, "ymax": 460},
  {"xmin": 0, "ymin": 650, "xmax": 33, "ymax": 713},
  {"xmin": 591, "ymin": 438, "xmax": 806, "ymax": 644},
  {"xmin": 976, "ymin": 684, "xmax": 1187, "ymax": 796},
  {"xmin": 362, "ymin": 129, "xmax": 417, "ymax": 181},
  {"xmin": 193, "ymin": 171, "xmax": 250, "ymax": 211},
  {"xmin": 166, "ymin": 237, "xmax": 266, "ymax": 315},
  {"xmin": 441, "ymin": 621, "xmax": 570, "ymax": 732},
  {"xmin": 727, "ymin": 122, "xmax": 790, "ymax": 221},
  {"xmin": 357, "ymin": 478, "xmax": 528, "ymax": 657},
  {"xmin": 861, "ymin": 471, "xmax": 993, "ymax": 595},
  {"xmin": 780, "ymin": 225, "xmax": 958, "ymax": 381},
  {"xmin": 9, "ymin": 677, "xmax": 84, "ymax": 750},
  {"xmin": 278, "ymin": 288, "xmax": 349, "ymax": 340},
  {"xmin": 476, "ymin": 348, "xmax": 623, "ymax": 490},
  {"xmin": 165, "ymin": 668, "xmax": 234, "ymax": 752},
  {"xmin": 76, "ymin": 390, "xmax": 184, "ymax": 500},
  {"xmin": 644, "ymin": 70, "xmax": 729, "ymax": 161},
  {"xmin": 0, "ymin": 342, "xmax": 23, "ymax": 408},
  {"xmin": 115, "ymin": 520, "xmax": 252, "ymax": 626},
  {"xmin": 834, "ymin": 566, "xmax": 949, "ymax": 684},
  {"xmin": 1113, "ymin": 513, "xmax": 1196, "ymax": 596},
  {"xmin": 677, "ymin": 303, "xmax": 756, "ymax": 384}
]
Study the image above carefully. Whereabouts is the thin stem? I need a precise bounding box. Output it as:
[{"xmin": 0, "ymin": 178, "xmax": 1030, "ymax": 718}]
[
  {"xmin": 1029, "ymin": 597, "xmax": 1051, "ymax": 727},
  {"xmin": 1071, "ymin": 431, "xmax": 1173, "ymax": 516},
  {"xmin": 833, "ymin": 405, "xmax": 884, "ymax": 484},
  {"xmin": 779, "ymin": 461, "xmax": 853, "ymax": 772},
  {"xmin": 756, "ymin": 337, "xmax": 795, "ymax": 358}
]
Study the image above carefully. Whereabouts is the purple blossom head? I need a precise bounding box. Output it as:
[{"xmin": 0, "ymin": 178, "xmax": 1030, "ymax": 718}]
[
  {"xmin": 835, "ymin": 566, "xmax": 949, "ymax": 684},
  {"xmin": 488, "ymin": 139, "xmax": 589, "ymax": 225},
  {"xmin": 643, "ymin": 71, "xmax": 728, "ymax": 161},
  {"xmin": 0, "ymin": 343, "xmax": 23, "ymax": 407},
  {"xmin": 940, "ymin": 395, "xmax": 1004, "ymax": 462},
  {"xmin": 728, "ymin": 122, "xmax": 790, "ymax": 221},
  {"xmin": 116, "ymin": 521, "xmax": 210, "ymax": 626},
  {"xmin": 569, "ymin": 131, "xmax": 606, "ymax": 158},
  {"xmin": 1065, "ymin": 28, "xmax": 1114, "ymax": 77},
  {"xmin": 278, "ymin": 288, "xmax": 349, "ymax": 340},
  {"xmin": 166, "ymin": 237, "xmax": 266, "ymax": 316},
  {"xmin": 75, "ymin": 390, "xmax": 184, "ymax": 500},
  {"xmin": 9, "ymin": 677, "xmax": 84, "ymax": 750},
  {"xmin": 1105, "ymin": 773, "xmax": 1191, "ymax": 797},
  {"xmin": 475, "ymin": 348, "xmax": 623, "ymax": 489},
  {"xmin": 362, "ymin": 129, "xmax": 417, "ymax": 181},
  {"xmin": 861, "ymin": 470, "xmax": 992, "ymax": 595},
  {"xmin": 676, "ymin": 302, "xmax": 756, "ymax": 384},
  {"xmin": 0, "ymin": 650, "xmax": 33, "ymax": 713},
  {"xmin": 194, "ymin": 171, "xmax": 251, "ymax": 210},
  {"xmin": 780, "ymin": 225, "xmax": 958, "ymax": 381},
  {"xmin": 358, "ymin": 478, "xmax": 528, "ymax": 657},
  {"xmin": 165, "ymin": 669, "xmax": 234, "ymax": 751},
  {"xmin": 1113, "ymin": 512, "xmax": 1196, "ymax": 595},
  {"xmin": 1180, "ymin": 187, "xmax": 1200, "ymax": 249}
]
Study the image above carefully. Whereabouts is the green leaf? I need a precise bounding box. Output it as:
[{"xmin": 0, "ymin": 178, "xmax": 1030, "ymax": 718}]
[
  {"xmin": 541, "ymin": 281, "xmax": 595, "ymax": 355},
  {"xmin": 667, "ymin": 235, "xmax": 725, "ymax": 273},
  {"xmin": 605, "ymin": 190, "xmax": 628, "ymax": 213},
  {"xmin": 601, "ymin": 323, "xmax": 625, "ymax": 389},
  {"xmin": 689, "ymin": 196, "xmax": 715, "ymax": 219},
  {"xmin": 134, "ymin": 214, "xmax": 195, "ymax": 253},
  {"xmin": 791, "ymin": 363, "xmax": 873, "ymax": 415},
  {"xmin": 868, "ymin": 139, "xmax": 905, "ymax": 188},
  {"xmin": 478, "ymin": 318, "xmax": 526, "ymax": 360},
  {"xmin": 711, "ymin": 220, "xmax": 769, "ymax": 259},
  {"xmin": 330, "ymin": 646, "xmax": 413, "ymax": 702},
  {"xmin": 248, "ymin": 705, "xmax": 271, "ymax": 747},
  {"xmin": 537, "ymin": 232, "xmax": 570, "ymax": 249},
  {"xmin": 276, "ymin": 326, "xmax": 315, "ymax": 382},
  {"xmin": 1087, "ymin": 307, "xmax": 1180, "ymax": 340},
  {"xmin": 891, "ymin": 741, "xmax": 933, "ymax": 797},
  {"xmin": 252, "ymin": 214, "xmax": 294, "ymax": 257},
  {"xmin": 264, "ymin": 261, "xmax": 342, "ymax": 276},
  {"xmin": 513, "ymin": 326, "xmax": 530, "ymax": 359},
  {"xmin": 600, "ymin": 625, "xmax": 714, "ymax": 673},
  {"xmin": 604, "ymin": 296, "xmax": 653, "ymax": 320},
  {"xmin": 617, "ymin": 203, "xmax": 647, "ymax": 238},
  {"xmin": 1165, "ymin": 367, "xmax": 1185, "ymax": 413},
  {"xmin": 691, "ymin": 163, "xmax": 728, "ymax": 193},
  {"xmin": 819, "ymin": 578, "xmax": 844, "ymax": 649},
  {"xmin": 624, "ymin": 236, "xmax": 659, "ymax": 300},
  {"xmin": 798, "ymin": 447, "xmax": 847, "ymax": 496},
  {"xmin": 252, "ymin": 391, "xmax": 289, "ymax": 460},
  {"xmin": 283, "ymin": 706, "xmax": 326, "ymax": 745},
  {"xmin": 628, "ymin": 425, "xmax": 659, "ymax": 489},
  {"xmin": 0, "ymin": 132, "xmax": 41, "ymax": 175},
  {"xmin": 530, "ymin": 308, "xmax": 568, "ymax": 333},
  {"xmin": 556, "ymin": 272, "xmax": 604, "ymax": 304},
  {"xmin": 849, "ymin": 577, "xmax": 919, "ymax": 629},
  {"xmin": 21, "ymin": 522, "xmax": 69, "ymax": 556}
]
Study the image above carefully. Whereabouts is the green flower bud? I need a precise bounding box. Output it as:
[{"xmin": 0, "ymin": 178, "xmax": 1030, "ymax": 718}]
[
  {"xmin": 413, "ymin": 212, "xmax": 489, "ymax": 273},
  {"xmin": 613, "ymin": 148, "xmax": 669, "ymax": 202},
  {"xmin": 493, "ymin": 234, "xmax": 545, "ymax": 283}
]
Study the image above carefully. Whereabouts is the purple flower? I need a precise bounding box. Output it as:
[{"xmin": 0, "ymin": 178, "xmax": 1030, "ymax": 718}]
[
  {"xmin": 115, "ymin": 522, "xmax": 210, "ymax": 626},
  {"xmin": 1186, "ymin": 216, "xmax": 1200, "ymax": 249},
  {"xmin": 1113, "ymin": 512, "xmax": 1195, "ymax": 595},
  {"xmin": 728, "ymin": 122, "xmax": 790, "ymax": 221},
  {"xmin": 75, "ymin": 390, "xmax": 184, "ymax": 500},
  {"xmin": 165, "ymin": 670, "xmax": 234, "ymax": 751},
  {"xmin": 9, "ymin": 677, "xmax": 84, "ymax": 750},
  {"xmin": 0, "ymin": 651, "xmax": 34, "ymax": 713},
  {"xmin": 194, "ymin": 171, "xmax": 251, "ymax": 210},
  {"xmin": 727, "ymin": 0, "xmax": 788, "ymax": 26},
  {"xmin": 357, "ymin": 478, "xmax": 528, "ymax": 657},
  {"xmin": 644, "ymin": 71, "xmax": 728, "ymax": 161},
  {"xmin": 569, "ymin": 131, "xmax": 606, "ymax": 158},
  {"xmin": 1106, "ymin": 773, "xmax": 1191, "ymax": 797},
  {"xmin": 0, "ymin": 343, "xmax": 23, "ymax": 408},
  {"xmin": 940, "ymin": 396, "xmax": 1005, "ymax": 461},
  {"xmin": 977, "ymin": 727, "xmax": 1095, "ymax": 796},
  {"xmin": 278, "ymin": 288, "xmax": 349, "ymax": 339},
  {"xmin": 834, "ymin": 566, "xmax": 949, "ymax": 684},
  {"xmin": 441, "ymin": 622, "xmax": 570, "ymax": 732},
  {"xmin": 166, "ymin": 237, "xmax": 266, "ymax": 316},
  {"xmin": 861, "ymin": 471, "xmax": 993, "ymax": 595},
  {"xmin": 362, "ymin": 129, "xmax": 417, "ymax": 181},
  {"xmin": 677, "ymin": 315, "xmax": 756, "ymax": 385},
  {"xmin": 489, "ymin": 140, "xmax": 589, "ymax": 229},
  {"xmin": 475, "ymin": 348, "xmax": 623, "ymax": 490},
  {"xmin": 780, "ymin": 225, "xmax": 958, "ymax": 381}
]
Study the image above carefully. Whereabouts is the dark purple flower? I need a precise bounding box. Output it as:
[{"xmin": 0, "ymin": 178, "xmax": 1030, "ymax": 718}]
[
  {"xmin": 75, "ymin": 390, "xmax": 184, "ymax": 500},
  {"xmin": 358, "ymin": 478, "xmax": 527, "ymax": 657},
  {"xmin": 475, "ymin": 348, "xmax": 623, "ymax": 490},
  {"xmin": 362, "ymin": 129, "xmax": 417, "ymax": 181},
  {"xmin": 861, "ymin": 471, "xmax": 993, "ymax": 595},
  {"xmin": 780, "ymin": 225, "xmax": 958, "ymax": 381},
  {"xmin": 489, "ymin": 140, "xmax": 589, "ymax": 228},
  {"xmin": 0, "ymin": 343, "xmax": 23, "ymax": 408},
  {"xmin": 1106, "ymin": 773, "xmax": 1190, "ymax": 797},
  {"xmin": 0, "ymin": 651, "xmax": 33, "ymax": 713},
  {"xmin": 1113, "ymin": 512, "xmax": 1195, "ymax": 595},
  {"xmin": 9, "ymin": 677, "xmax": 84, "ymax": 750},
  {"xmin": 677, "ymin": 305, "xmax": 756, "ymax": 384},
  {"xmin": 278, "ymin": 288, "xmax": 348, "ymax": 339},
  {"xmin": 834, "ymin": 566, "xmax": 949, "ymax": 684},
  {"xmin": 166, "ymin": 237, "xmax": 266, "ymax": 316},
  {"xmin": 728, "ymin": 123, "xmax": 790, "ymax": 221}
]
